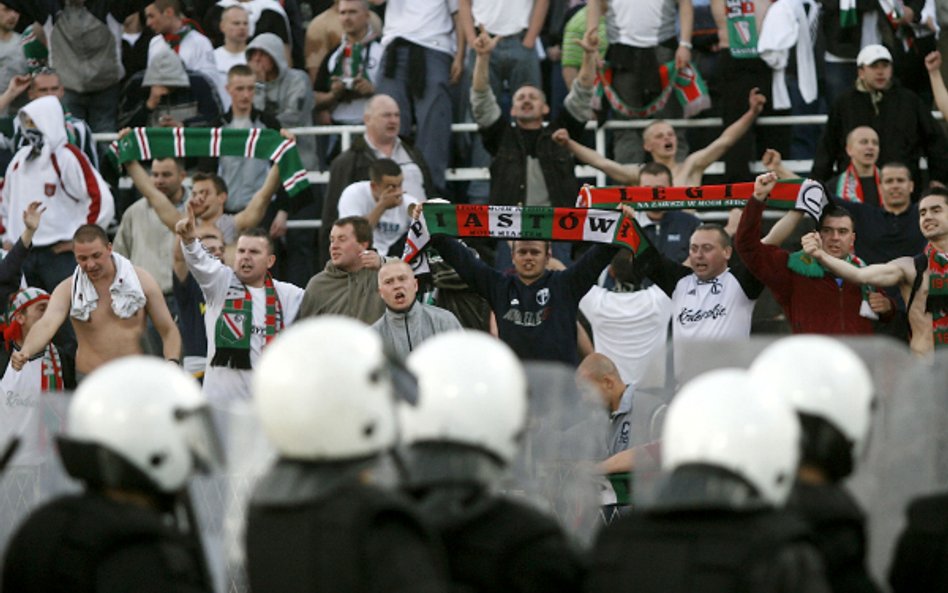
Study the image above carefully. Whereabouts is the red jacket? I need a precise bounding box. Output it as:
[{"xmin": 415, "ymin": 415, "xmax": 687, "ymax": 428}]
[{"xmin": 735, "ymin": 198, "xmax": 874, "ymax": 335}]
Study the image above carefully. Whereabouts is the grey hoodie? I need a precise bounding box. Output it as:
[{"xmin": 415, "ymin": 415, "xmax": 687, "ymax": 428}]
[{"xmin": 246, "ymin": 33, "xmax": 316, "ymax": 169}]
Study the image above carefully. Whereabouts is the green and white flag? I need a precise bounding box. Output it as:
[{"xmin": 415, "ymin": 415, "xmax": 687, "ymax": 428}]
[{"xmin": 116, "ymin": 127, "xmax": 311, "ymax": 196}]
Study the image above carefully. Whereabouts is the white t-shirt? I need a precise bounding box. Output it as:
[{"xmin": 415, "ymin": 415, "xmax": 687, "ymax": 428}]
[
  {"xmin": 0, "ymin": 356, "xmax": 50, "ymax": 467},
  {"xmin": 148, "ymin": 34, "xmax": 216, "ymax": 76},
  {"xmin": 579, "ymin": 285, "xmax": 671, "ymax": 389},
  {"xmin": 213, "ymin": 47, "xmax": 247, "ymax": 110},
  {"xmin": 473, "ymin": 0, "xmax": 535, "ymax": 36},
  {"xmin": 337, "ymin": 181, "xmax": 421, "ymax": 255},
  {"xmin": 381, "ymin": 0, "xmax": 459, "ymax": 56},
  {"xmin": 325, "ymin": 34, "xmax": 385, "ymax": 124},
  {"xmin": 670, "ymin": 269, "xmax": 756, "ymax": 368},
  {"xmin": 364, "ymin": 137, "xmax": 427, "ymax": 201},
  {"xmin": 608, "ymin": 0, "xmax": 677, "ymax": 47}
]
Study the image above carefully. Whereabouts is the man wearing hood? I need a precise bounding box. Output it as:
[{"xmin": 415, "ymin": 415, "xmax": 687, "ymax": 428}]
[
  {"xmin": 0, "ymin": 96, "xmax": 114, "ymax": 293},
  {"xmin": 371, "ymin": 259, "xmax": 460, "ymax": 358},
  {"xmin": 118, "ymin": 42, "xmax": 223, "ymax": 128},
  {"xmin": 813, "ymin": 44, "xmax": 948, "ymax": 190},
  {"xmin": 246, "ymin": 32, "xmax": 316, "ymax": 170}
]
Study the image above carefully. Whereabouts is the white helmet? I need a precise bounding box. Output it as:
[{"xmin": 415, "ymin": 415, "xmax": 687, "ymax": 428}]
[
  {"xmin": 253, "ymin": 316, "xmax": 398, "ymax": 461},
  {"xmin": 663, "ymin": 368, "xmax": 801, "ymax": 505},
  {"xmin": 749, "ymin": 335, "xmax": 874, "ymax": 460},
  {"xmin": 61, "ymin": 356, "xmax": 220, "ymax": 494},
  {"xmin": 403, "ymin": 331, "xmax": 527, "ymax": 465}
]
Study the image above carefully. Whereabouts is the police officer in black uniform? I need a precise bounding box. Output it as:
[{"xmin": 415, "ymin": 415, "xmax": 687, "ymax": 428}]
[
  {"xmin": 400, "ymin": 332, "xmax": 585, "ymax": 593},
  {"xmin": 3, "ymin": 357, "xmax": 221, "ymax": 593},
  {"xmin": 585, "ymin": 368, "xmax": 831, "ymax": 593},
  {"xmin": 244, "ymin": 317, "xmax": 449, "ymax": 593},
  {"xmin": 751, "ymin": 336, "xmax": 882, "ymax": 593}
]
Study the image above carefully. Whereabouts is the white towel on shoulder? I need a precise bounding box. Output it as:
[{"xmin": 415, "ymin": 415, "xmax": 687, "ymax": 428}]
[{"xmin": 70, "ymin": 253, "xmax": 147, "ymax": 321}]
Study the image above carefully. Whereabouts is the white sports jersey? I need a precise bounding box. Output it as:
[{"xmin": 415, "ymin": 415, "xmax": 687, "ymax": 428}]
[{"xmin": 671, "ymin": 269, "xmax": 756, "ymax": 343}]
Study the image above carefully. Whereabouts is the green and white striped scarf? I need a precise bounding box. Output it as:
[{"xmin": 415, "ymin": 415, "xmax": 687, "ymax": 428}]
[{"xmin": 116, "ymin": 127, "xmax": 311, "ymax": 196}]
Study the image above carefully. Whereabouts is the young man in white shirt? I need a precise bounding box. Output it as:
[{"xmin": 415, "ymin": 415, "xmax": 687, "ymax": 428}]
[{"xmin": 337, "ymin": 158, "xmax": 421, "ymax": 256}]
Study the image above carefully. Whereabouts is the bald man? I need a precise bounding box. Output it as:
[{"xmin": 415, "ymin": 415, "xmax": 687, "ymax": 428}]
[
  {"xmin": 370, "ymin": 259, "xmax": 461, "ymax": 359},
  {"xmin": 319, "ymin": 93, "xmax": 434, "ymax": 268},
  {"xmin": 577, "ymin": 353, "xmax": 667, "ymax": 458}
]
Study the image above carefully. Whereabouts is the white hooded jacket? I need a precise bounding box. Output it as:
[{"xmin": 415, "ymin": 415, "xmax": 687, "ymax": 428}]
[{"xmin": 0, "ymin": 96, "xmax": 114, "ymax": 246}]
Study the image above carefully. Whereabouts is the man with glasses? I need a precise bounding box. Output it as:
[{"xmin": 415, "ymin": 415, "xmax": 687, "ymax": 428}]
[{"xmin": 736, "ymin": 172, "xmax": 890, "ymax": 335}]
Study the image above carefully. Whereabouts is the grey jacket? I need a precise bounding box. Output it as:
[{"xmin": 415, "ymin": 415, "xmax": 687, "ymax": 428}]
[
  {"xmin": 246, "ymin": 33, "xmax": 316, "ymax": 169},
  {"xmin": 371, "ymin": 302, "xmax": 462, "ymax": 359}
]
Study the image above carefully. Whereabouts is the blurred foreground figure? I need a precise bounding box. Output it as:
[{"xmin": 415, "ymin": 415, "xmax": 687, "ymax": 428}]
[
  {"xmin": 245, "ymin": 316, "xmax": 448, "ymax": 593},
  {"xmin": 401, "ymin": 331, "xmax": 584, "ymax": 593},
  {"xmin": 752, "ymin": 336, "xmax": 882, "ymax": 593},
  {"xmin": 586, "ymin": 368, "xmax": 831, "ymax": 593},
  {"xmin": 2, "ymin": 357, "xmax": 220, "ymax": 593}
]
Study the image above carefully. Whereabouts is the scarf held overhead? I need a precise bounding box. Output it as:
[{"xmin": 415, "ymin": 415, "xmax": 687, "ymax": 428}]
[
  {"xmin": 578, "ymin": 178, "xmax": 823, "ymax": 213},
  {"xmin": 116, "ymin": 127, "xmax": 310, "ymax": 196},
  {"xmin": 403, "ymin": 204, "xmax": 649, "ymax": 273}
]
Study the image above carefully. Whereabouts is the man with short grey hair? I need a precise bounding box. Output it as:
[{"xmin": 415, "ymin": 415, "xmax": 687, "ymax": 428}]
[{"xmin": 371, "ymin": 259, "xmax": 461, "ymax": 358}]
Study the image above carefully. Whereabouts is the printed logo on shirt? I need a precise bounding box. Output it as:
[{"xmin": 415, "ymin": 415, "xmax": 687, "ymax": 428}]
[
  {"xmin": 536, "ymin": 288, "xmax": 550, "ymax": 306},
  {"xmin": 502, "ymin": 307, "xmax": 551, "ymax": 327},
  {"xmin": 677, "ymin": 304, "xmax": 728, "ymax": 326},
  {"xmin": 6, "ymin": 391, "xmax": 38, "ymax": 408},
  {"xmin": 44, "ymin": 183, "xmax": 56, "ymax": 197}
]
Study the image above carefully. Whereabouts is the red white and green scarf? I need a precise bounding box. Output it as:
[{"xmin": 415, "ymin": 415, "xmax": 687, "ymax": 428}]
[
  {"xmin": 787, "ymin": 251, "xmax": 879, "ymax": 319},
  {"xmin": 578, "ymin": 178, "xmax": 819, "ymax": 212},
  {"xmin": 114, "ymin": 127, "xmax": 311, "ymax": 196},
  {"xmin": 835, "ymin": 163, "xmax": 880, "ymax": 204},
  {"xmin": 598, "ymin": 60, "xmax": 710, "ymax": 119},
  {"xmin": 925, "ymin": 243, "xmax": 948, "ymax": 348},
  {"xmin": 40, "ymin": 344, "xmax": 64, "ymax": 392},
  {"xmin": 331, "ymin": 28, "xmax": 378, "ymax": 81},
  {"xmin": 211, "ymin": 274, "xmax": 283, "ymax": 370},
  {"xmin": 404, "ymin": 204, "xmax": 648, "ymax": 274},
  {"xmin": 163, "ymin": 18, "xmax": 204, "ymax": 53}
]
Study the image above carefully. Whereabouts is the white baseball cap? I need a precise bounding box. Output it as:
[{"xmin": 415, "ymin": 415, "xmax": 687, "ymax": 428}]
[{"xmin": 857, "ymin": 44, "xmax": 893, "ymax": 67}]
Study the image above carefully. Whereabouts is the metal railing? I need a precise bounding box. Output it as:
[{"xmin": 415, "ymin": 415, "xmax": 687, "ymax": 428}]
[{"xmin": 93, "ymin": 112, "xmax": 922, "ymax": 229}]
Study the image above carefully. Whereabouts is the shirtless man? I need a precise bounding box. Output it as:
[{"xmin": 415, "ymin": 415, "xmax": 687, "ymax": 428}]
[
  {"xmin": 12, "ymin": 225, "xmax": 181, "ymax": 377},
  {"xmin": 803, "ymin": 188, "xmax": 948, "ymax": 355},
  {"xmin": 553, "ymin": 88, "xmax": 767, "ymax": 186}
]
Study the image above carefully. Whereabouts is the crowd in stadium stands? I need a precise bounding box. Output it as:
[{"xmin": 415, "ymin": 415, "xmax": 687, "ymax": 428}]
[
  {"xmin": 2, "ymin": 4, "xmax": 948, "ymax": 592},
  {"xmin": 0, "ymin": 0, "xmax": 942, "ymax": 393}
]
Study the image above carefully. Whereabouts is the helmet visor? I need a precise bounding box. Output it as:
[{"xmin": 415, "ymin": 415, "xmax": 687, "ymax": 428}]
[{"xmin": 175, "ymin": 405, "xmax": 225, "ymax": 474}]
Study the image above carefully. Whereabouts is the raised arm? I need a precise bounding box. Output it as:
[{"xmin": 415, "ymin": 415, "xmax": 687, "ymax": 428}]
[
  {"xmin": 123, "ymin": 158, "xmax": 184, "ymax": 232},
  {"xmin": 470, "ymin": 29, "xmax": 502, "ymax": 128},
  {"xmin": 675, "ymin": 0, "xmax": 694, "ymax": 69},
  {"xmin": 234, "ymin": 161, "xmax": 281, "ymax": 233},
  {"xmin": 575, "ymin": 27, "xmax": 599, "ymax": 90},
  {"xmin": 11, "ymin": 280, "xmax": 70, "ymax": 370},
  {"xmin": 685, "ymin": 88, "xmax": 766, "ymax": 175},
  {"xmin": 552, "ymin": 129, "xmax": 640, "ymax": 184},
  {"xmin": 925, "ymin": 51, "xmax": 948, "ymax": 120},
  {"xmin": 803, "ymin": 232, "xmax": 910, "ymax": 286}
]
